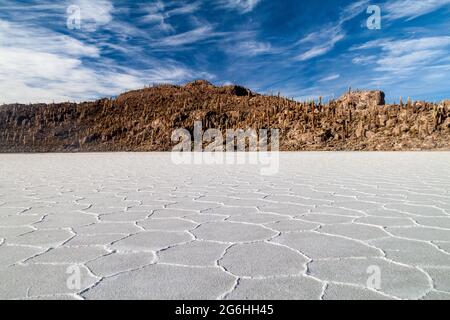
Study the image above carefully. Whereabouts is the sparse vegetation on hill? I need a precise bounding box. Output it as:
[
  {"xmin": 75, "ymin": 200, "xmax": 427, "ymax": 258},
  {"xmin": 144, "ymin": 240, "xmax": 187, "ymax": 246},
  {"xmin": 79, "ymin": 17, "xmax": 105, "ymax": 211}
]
[{"xmin": 1, "ymin": 80, "xmax": 449, "ymax": 152}]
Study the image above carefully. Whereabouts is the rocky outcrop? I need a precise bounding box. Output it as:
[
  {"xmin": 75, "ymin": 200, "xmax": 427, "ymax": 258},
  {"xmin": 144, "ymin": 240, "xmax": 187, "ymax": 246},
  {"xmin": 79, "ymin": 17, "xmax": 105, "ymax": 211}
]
[
  {"xmin": 336, "ymin": 90, "xmax": 385, "ymax": 109},
  {"xmin": 0, "ymin": 81, "xmax": 449, "ymax": 152}
]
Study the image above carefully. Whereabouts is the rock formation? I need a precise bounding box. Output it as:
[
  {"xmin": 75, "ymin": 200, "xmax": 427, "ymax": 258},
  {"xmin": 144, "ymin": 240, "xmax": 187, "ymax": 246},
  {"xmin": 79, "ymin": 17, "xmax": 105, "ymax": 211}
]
[{"xmin": 0, "ymin": 81, "xmax": 449, "ymax": 152}]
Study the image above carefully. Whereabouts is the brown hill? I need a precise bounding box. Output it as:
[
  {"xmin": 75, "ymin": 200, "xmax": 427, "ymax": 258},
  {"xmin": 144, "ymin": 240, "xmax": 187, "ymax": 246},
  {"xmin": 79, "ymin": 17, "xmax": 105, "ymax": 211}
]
[{"xmin": 1, "ymin": 81, "xmax": 450, "ymax": 152}]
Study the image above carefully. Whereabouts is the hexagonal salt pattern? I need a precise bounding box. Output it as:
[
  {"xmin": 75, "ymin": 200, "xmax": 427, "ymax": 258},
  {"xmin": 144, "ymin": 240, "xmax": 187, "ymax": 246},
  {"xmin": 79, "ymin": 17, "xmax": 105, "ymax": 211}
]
[{"xmin": 0, "ymin": 152, "xmax": 449, "ymax": 300}]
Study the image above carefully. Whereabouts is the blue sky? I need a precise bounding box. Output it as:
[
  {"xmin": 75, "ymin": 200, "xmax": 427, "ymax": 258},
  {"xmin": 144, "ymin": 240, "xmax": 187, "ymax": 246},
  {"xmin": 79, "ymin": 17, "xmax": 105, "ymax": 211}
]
[{"xmin": 0, "ymin": 0, "xmax": 449, "ymax": 103}]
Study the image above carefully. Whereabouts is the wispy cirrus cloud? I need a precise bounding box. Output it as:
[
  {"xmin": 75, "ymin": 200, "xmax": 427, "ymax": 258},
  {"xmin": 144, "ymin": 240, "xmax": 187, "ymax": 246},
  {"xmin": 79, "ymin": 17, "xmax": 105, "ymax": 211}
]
[
  {"xmin": 349, "ymin": 36, "xmax": 450, "ymax": 101},
  {"xmin": 385, "ymin": 0, "xmax": 450, "ymax": 21},
  {"xmin": 157, "ymin": 25, "xmax": 224, "ymax": 46},
  {"xmin": 217, "ymin": 0, "xmax": 261, "ymax": 13},
  {"xmin": 353, "ymin": 36, "xmax": 450, "ymax": 73},
  {"xmin": 351, "ymin": 55, "xmax": 377, "ymax": 65},
  {"xmin": 296, "ymin": 26, "xmax": 345, "ymax": 61},
  {"xmin": 0, "ymin": 19, "xmax": 99, "ymax": 57},
  {"xmin": 0, "ymin": 18, "xmax": 210, "ymax": 103},
  {"xmin": 227, "ymin": 40, "xmax": 273, "ymax": 56},
  {"xmin": 140, "ymin": 0, "xmax": 172, "ymax": 32},
  {"xmin": 0, "ymin": 0, "xmax": 449, "ymax": 103},
  {"xmin": 68, "ymin": 0, "xmax": 114, "ymax": 31},
  {"xmin": 140, "ymin": 0, "xmax": 202, "ymax": 33},
  {"xmin": 0, "ymin": 0, "xmax": 115, "ymax": 33},
  {"xmin": 319, "ymin": 74, "xmax": 340, "ymax": 82},
  {"xmin": 295, "ymin": 0, "xmax": 369, "ymax": 61}
]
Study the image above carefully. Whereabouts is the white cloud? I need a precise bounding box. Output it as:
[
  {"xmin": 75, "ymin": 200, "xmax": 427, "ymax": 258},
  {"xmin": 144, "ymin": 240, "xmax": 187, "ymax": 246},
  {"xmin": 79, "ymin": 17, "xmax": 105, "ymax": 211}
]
[
  {"xmin": 352, "ymin": 55, "xmax": 377, "ymax": 65},
  {"xmin": 296, "ymin": 26, "xmax": 345, "ymax": 61},
  {"xmin": 158, "ymin": 26, "xmax": 221, "ymax": 46},
  {"xmin": 0, "ymin": 47, "xmax": 138, "ymax": 103},
  {"xmin": 295, "ymin": 1, "xmax": 368, "ymax": 61},
  {"xmin": 168, "ymin": 1, "xmax": 202, "ymax": 15},
  {"xmin": 339, "ymin": 0, "xmax": 370, "ymax": 23},
  {"xmin": 385, "ymin": 0, "xmax": 450, "ymax": 21},
  {"xmin": 71, "ymin": 0, "xmax": 114, "ymax": 31},
  {"xmin": 0, "ymin": 19, "xmax": 207, "ymax": 103},
  {"xmin": 350, "ymin": 36, "xmax": 450, "ymax": 100},
  {"xmin": 297, "ymin": 47, "xmax": 329, "ymax": 62},
  {"xmin": 319, "ymin": 74, "xmax": 340, "ymax": 82},
  {"xmin": 354, "ymin": 36, "xmax": 450, "ymax": 73},
  {"xmin": 217, "ymin": 0, "xmax": 261, "ymax": 13},
  {"xmin": 140, "ymin": 1, "xmax": 202, "ymax": 33},
  {"xmin": 329, "ymin": 32, "xmax": 450, "ymax": 102},
  {"xmin": 231, "ymin": 41, "xmax": 273, "ymax": 56},
  {"xmin": 0, "ymin": 20, "xmax": 99, "ymax": 57},
  {"xmin": 377, "ymin": 49, "xmax": 445, "ymax": 72},
  {"xmin": 382, "ymin": 37, "xmax": 450, "ymax": 55},
  {"xmin": 141, "ymin": 0, "xmax": 173, "ymax": 32}
]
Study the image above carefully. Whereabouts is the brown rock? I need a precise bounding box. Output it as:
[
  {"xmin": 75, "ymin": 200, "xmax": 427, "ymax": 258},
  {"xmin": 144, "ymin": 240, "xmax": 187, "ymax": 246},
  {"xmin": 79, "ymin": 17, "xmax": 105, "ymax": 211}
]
[
  {"xmin": 337, "ymin": 90, "xmax": 385, "ymax": 109},
  {"xmin": 219, "ymin": 85, "xmax": 253, "ymax": 97},
  {"xmin": 400, "ymin": 123, "xmax": 410, "ymax": 133},
  {"xmin": 443, "ymin": 118, "xmax": 450, "ymax": 130},
  {"xmin": 386, "ymin": 119, "xmax": 396, "ymax": 128},
  {"xmin": 185, "ymin": 80, "xmax": 215, "ymax": 89},
  {"xmin": 365, "ymin": 131, "xmax": 375, "ymax": 139}
]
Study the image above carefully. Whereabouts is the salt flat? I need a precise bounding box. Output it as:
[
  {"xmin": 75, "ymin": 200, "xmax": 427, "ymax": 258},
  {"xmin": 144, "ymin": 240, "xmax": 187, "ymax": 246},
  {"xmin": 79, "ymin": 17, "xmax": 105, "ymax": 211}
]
[{"xmin": 0, "ymin": 153, "xmax": 450, "ymax": 300}]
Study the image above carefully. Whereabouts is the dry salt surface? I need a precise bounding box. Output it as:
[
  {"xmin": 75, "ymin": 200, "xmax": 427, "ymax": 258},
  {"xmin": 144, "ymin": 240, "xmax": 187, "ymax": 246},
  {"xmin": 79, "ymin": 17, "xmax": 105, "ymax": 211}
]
[{"xmin": 0, "ymin": 152, "xmax": 450, "ymax": 300}]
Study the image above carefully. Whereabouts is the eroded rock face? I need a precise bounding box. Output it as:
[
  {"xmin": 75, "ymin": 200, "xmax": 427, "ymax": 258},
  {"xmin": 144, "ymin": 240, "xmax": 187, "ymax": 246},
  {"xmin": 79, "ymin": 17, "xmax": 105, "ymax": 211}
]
[{"xmin": 337, "ymin": 90, "xmax": 386, "ymax": 108}]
